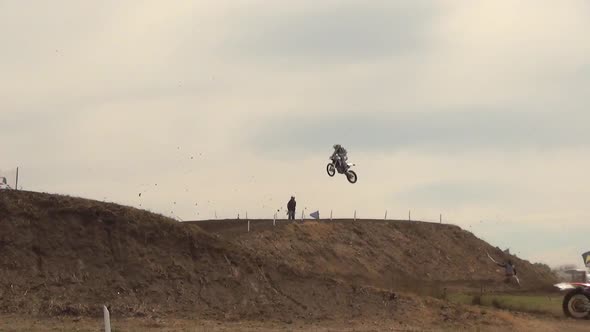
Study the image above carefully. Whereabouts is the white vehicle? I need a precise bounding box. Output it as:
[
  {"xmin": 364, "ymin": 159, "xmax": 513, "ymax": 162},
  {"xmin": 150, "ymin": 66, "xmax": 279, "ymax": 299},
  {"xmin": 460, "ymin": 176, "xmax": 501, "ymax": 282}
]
[{"xmin": 0, "ymin": 177, "xmax": 12, "ymax": 190}]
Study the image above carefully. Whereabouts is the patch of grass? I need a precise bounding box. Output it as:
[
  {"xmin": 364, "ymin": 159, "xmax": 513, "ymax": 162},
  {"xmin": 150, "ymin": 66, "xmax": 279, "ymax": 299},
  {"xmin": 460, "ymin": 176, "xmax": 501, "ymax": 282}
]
[
  {"xmin": 448, "ymin": 293, "xmax": 563, "ymax": 317},
  {"xmin": 447, "ymin": 293, "xmax": 473, "ymax": 304}
]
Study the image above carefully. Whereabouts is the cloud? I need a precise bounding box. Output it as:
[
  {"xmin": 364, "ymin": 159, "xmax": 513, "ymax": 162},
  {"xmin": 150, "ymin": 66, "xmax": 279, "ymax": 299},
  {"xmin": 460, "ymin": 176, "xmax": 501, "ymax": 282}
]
[
  {"xmin": 249, "ymin": 110, "xmax": 590, "ymax": 157},
  {"xmin": 393, "ymin": 181, "xmax": 507, "ymax": 209},
  {"xmin": 226, "ymin": 1, "xmax": 441, "ymax": 63}
]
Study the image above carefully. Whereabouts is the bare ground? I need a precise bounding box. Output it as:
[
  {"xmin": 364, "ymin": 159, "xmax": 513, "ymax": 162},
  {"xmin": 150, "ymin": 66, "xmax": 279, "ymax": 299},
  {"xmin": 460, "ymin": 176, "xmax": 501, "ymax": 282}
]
[{"xmin": 1, "ymin": 312, "xmax": 589, "ymax": 332}]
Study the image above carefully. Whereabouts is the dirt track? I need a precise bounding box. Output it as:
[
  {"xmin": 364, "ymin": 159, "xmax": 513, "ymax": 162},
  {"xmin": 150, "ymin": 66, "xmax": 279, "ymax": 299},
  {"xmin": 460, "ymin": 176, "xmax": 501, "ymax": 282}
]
[
  {"xmin": 0, "ymin": 190, "xmax": 574, "ymax": 331},
  {"xmin": 2, "ymin": 312, "xmax": 590, "ymax": 332}
]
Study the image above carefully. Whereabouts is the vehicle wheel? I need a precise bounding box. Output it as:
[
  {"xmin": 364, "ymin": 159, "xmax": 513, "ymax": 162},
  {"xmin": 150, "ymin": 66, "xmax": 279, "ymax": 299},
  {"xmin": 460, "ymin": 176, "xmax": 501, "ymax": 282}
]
[
  {"xmin": 563, "ymin": 290, "xmax": 590, "ymax": 319},
  {"xmin": 346, "ymin": 170, "xmax": 357, "ymax": 184},
  {"xmin": 327, "ymin": 163, "xmax": 336, "ymax": 177}
]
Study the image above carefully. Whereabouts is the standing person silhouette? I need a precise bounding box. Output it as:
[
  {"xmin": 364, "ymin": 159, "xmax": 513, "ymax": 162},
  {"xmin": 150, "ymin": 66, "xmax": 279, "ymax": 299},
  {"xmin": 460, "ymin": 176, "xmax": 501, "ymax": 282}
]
[{"xmin": 287, "ymin": 196, "xmax": 296, "ymax": 220}]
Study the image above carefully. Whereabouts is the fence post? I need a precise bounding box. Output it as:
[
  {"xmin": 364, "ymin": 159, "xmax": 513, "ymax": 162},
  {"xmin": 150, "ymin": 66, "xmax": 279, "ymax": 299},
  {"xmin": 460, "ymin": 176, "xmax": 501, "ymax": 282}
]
[
  {"xmin": 354, "ymin": 210, "xmax": 357, "ymax": 221},
  {"xmin": 248, "ymin": 220, "xmax": 250, "ymax": 232},
  {"xmin": 385, "ymin": 210, "xmax": 388, "ymax": 220},
  {"xmin": 301, "ymin": 210, "xmax": 304, "ymax": 221},
  {"xmin": 273, "ymin": 213, "xmax": 276, "ymax": 226},
  {"xmin": 103, "ymin": 305, "xmax": 111, "ymax": 332},
  {"xmin": 440, "ymin": 214, "xmax": 442, "ymax": 224},
  {"xmin": 330, "ymin": 210, "xmax": 333, "ymax": 221},
  {"xmin": 409, "ymin": 210, "xmax": 411, "ymax": 222},
  {"xmin": 15, "ymin": 167, "xmax": 19, "ymax": 191}
]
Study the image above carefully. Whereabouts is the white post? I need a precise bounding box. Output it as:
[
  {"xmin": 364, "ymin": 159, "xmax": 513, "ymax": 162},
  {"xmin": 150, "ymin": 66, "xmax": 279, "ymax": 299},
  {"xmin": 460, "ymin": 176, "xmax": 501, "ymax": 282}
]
[
  {"xmin": 248, "ymin": 220, "xmax": 250, "ymax": 232},
  {"xmin": 273, "ymin": 213, "xmax": 276, "ymax": 226},
  {"xmin": 440, "ymin": 214, "xmax": 442, "ymax": 224},
  {"xmin": 354, "ymin": 210, "xmax": 357, "ymax": 221},
  {"xmin": 330, "ymin": 210, "xmax": 333, "ymax": 221},
  {"xmin": 103, "ymin": 305, "xmax": 111, "ymax": 332},
  {"xmin": 301, "ymin": 210, "xmax": 304, "ymax": 221},
  {"xmin": 409, "ymin": 210, "xmax": 411, "ymax": 222},
  {"xmin": 385, "ymin": 210, "xmax": 388, "ymax": 220}
]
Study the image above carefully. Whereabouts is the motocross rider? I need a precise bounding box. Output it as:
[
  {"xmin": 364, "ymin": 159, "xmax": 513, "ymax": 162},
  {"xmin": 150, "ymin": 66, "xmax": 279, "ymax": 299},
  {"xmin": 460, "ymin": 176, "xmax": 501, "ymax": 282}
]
[
  {"xmin": 331, "ymin": 144, "xmax": 348, "ymax": 170},
  {"xmin": 488, "ymin": 253, "xmax": 520, "ymax": 286},
  {"xmin": 499, "ymin": 260, "xmax": 520, "ymax": 286}
]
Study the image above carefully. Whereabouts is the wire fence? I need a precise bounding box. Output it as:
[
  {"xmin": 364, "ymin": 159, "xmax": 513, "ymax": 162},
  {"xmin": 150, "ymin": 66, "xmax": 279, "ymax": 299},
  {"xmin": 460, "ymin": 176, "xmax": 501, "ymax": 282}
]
[
  {"xmin": 195, "ymin": 209, "xmax": 453, "ymax": 224},
  {"xmin": 183, "ymin": 209, "xmax": 463, "ymax": 236}
]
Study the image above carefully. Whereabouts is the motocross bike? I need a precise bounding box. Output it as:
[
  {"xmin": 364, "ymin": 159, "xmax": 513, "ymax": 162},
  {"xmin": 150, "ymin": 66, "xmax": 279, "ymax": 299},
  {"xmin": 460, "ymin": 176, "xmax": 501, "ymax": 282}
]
[
  {"xmin": 555, "ymin": 282, "xmax": 590, "ymax": 319},
  {"xmin": 326, "ymin": 156, "xmax": 357, "ymax": 184}
]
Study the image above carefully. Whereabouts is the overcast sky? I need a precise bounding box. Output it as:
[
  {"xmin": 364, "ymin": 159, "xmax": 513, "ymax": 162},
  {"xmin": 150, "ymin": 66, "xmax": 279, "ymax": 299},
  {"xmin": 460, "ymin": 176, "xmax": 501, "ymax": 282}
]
[{"xmin": 2, "ymin": 0, "xmax": 590, "ymax": 268}]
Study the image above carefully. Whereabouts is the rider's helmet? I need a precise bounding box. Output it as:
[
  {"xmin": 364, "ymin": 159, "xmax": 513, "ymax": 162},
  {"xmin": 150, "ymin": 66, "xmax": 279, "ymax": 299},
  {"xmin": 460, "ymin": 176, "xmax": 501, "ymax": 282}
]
[{"xmin": 333, "ymin": 144, "xmax": 341, "ymax": 150}]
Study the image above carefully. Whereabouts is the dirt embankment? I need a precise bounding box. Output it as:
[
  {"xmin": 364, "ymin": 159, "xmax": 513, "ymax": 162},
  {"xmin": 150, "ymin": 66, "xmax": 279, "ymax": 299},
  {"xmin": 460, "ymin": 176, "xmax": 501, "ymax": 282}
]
[
  {"xmin": 0, "ymin": 191, "xmax": 556, "ymax": 328},
  {"xmin": 0, "ymin": 191, "xmax": 415, "ymax": 322},
  {"xmin": 192, "ymin": 218, "xmax": 556, "ymax": 294}
]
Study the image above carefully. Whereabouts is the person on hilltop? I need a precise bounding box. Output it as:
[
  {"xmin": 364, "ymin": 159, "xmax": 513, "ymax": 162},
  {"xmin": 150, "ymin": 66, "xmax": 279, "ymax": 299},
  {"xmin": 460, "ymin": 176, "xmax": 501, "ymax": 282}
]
[{"xmin": 287, "ymin": 196, "xmax": 296, "ymax": 220}]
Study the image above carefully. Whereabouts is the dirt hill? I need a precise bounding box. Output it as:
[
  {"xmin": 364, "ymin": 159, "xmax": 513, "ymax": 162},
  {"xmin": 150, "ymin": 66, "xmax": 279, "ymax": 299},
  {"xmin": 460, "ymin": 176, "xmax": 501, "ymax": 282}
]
[
  {"xmin": 191, "ymin": 219, "xmax": 556, "ymax": 295},
  {"xmin": 0, "ymin": 191, "xmax": 556, "ymax": 325},
  {"xmin": 0, "ymin": 190, "xmax": 430, "ymax": 322}
]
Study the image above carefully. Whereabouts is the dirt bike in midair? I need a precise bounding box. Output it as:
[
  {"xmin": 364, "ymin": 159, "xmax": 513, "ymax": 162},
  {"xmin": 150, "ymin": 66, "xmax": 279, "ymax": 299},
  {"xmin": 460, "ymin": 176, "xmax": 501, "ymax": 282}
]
[{"xmin": 326, "ymin": 156, "xmax": 357, "ymax": 184}]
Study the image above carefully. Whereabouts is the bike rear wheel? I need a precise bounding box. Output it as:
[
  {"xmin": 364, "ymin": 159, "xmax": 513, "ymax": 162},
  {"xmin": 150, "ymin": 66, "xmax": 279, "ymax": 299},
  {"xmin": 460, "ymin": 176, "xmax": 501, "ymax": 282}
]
[{"xmin": 346, "ymin": 170, "xmax": 357, "ymax": 183}]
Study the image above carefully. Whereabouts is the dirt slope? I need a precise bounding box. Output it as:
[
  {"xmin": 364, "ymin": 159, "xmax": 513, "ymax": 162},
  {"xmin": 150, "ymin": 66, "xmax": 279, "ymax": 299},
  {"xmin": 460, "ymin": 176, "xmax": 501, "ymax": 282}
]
[
  {"xmin": 0, "ymin": 191, "xmax": 447, "ymax": 323},
  {"xmin": 191, "ymin": 219, "xmax": 557, "ymax": 294},
  {"xmin": 0, "ymin": 191, "xmax": 556, "ymax": 326},
  {"xmin": 0, "ymin": 190, "xmax": 274, "ymax": 318}
]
